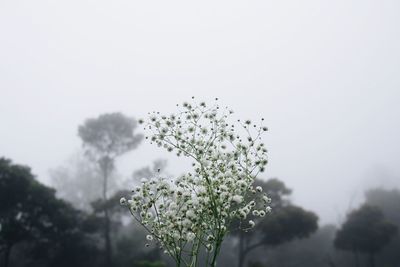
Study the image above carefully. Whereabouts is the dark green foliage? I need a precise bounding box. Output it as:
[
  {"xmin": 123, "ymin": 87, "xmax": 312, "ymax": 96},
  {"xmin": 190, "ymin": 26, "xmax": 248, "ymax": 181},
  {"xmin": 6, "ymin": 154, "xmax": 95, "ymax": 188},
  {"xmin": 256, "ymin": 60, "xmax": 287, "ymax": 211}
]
[
  {"xmin": 258, "ymin": 205, "xmax": 318, "ymax": 245},
  {"xmin": 365, "ymin": 188, "xmax": 400, "ymax": 266},
  {"xmin": 334, "ymin": 205, "xmax": 397, "ymax": 253},
  {"xmin": 236, "ymin": 178, "xmax": 318, "ymax": 267},
  {"xmin": 0, "ymin": 158, "xmax": 99, "ymax": 267},
  {"xmin": 253, "ymin": 178, "xmax": 292, "ymax": 209},
  {"xmin": 112, "ymin": 222, "xmax": 166, "ymax": 267},
  {"xmin": 334, "ymin": 204, "xmax": 398, "ymax": 267}
]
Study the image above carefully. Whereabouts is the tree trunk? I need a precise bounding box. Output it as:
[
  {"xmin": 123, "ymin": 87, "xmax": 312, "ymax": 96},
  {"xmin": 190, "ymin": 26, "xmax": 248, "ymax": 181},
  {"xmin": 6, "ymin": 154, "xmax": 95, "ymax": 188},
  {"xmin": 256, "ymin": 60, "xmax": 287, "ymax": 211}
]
[
  {"xmin": 101, "ymin": 157, "xmax": 112, "ymax": 267},
  {"xmin": 238, "ymin": 235, "xmax": 265, "ymax": 267},
  {"xmin": 104, "ymin": 208, "xmax": 112, "ymax": 267},
  {"xmin": 369, "ymin": 252, "xmax": 375, "ymax": 267},
  {"xmin": 3, "ymin": 244, "xmax": 12, "ymax": 267}
]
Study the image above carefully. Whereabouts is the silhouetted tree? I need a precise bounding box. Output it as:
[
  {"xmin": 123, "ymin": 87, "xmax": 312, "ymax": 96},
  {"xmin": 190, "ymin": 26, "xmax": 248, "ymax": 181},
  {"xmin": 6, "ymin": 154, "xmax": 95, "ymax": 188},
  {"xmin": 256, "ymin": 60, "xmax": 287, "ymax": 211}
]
[
  {"xmin": 0, "ymin": 158, "xmax": 99, "ymax": 267},
  {"xmin": 365, "ymin": 188, "xmax": 400, "ymax": 266},
  {"xmin": 78, "ymin": 112, "xmax": 143, "ymax": 266},
  {"xmin": 235, "ymin": 178, "xmax": 318, "ymax": 267},
  {"xmin": 334, "ymin": 204, "xmax": 398, "ymax": 267},
  {"xmin": 258, "ymin": 224, "xmax": 339, "ymax": 267},
  {"xmin": 365, "ymin": 188, "xmax": 400, "ymax": 225}
]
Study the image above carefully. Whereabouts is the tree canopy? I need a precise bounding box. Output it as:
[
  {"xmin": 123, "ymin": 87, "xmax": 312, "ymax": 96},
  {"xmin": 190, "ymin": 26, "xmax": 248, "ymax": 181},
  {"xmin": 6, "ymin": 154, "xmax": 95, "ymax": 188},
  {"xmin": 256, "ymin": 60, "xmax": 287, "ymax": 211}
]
[
  {"xmin": 0, "ymin": 158, "xmax": 98, "ymax": 267},
  {"xmin": 334, "ymin": 204, "xmax": 398, "ymax": 267},
  {"xmin": 78, "ymin": 112, "xmax": 143, "ymax": 267},
  {"xmin": 78, "ymin": 112, "xmax": 143, "ymax": 161},
  {"xmin": 236, "ymin": 178, "xmax": 318, "ymax": 267}
]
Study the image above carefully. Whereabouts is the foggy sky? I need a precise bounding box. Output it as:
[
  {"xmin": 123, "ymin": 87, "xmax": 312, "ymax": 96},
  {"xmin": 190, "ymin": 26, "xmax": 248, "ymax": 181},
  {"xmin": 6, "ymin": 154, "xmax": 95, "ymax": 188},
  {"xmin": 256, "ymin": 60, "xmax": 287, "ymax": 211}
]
[{"xmin": 1, "ymin": 0, "xmax": 400, "ymax": 224}]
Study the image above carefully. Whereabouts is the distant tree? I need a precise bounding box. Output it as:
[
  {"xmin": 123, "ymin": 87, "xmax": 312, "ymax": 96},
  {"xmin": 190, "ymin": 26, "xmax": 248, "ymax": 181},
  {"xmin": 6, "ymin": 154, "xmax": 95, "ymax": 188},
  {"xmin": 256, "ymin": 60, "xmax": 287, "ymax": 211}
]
[
  {"xmin": 78, "ymin": 112, "xmax": 143, "ymax": 266},
  {"xmin": 334, "ymin": 204, "xmax": 398, "ymax": 267},
  {"xmin": 256, "ymin": 224, "xmax": 339, "ymax": 267},
  {"xmin": 131, "ymin": 159, "xmax": 167, "ymax": 181},
  {"xmin": 364, "ymin": 188, "xmax": 400, "ymax": 266},
  {"xmin": 365, "ymin": 188, "xmax": 400, "ymax": 225},
  {"xmin": 90, "ymin": 161, "xmax": 170, "ymax": 267},
  {"xmin": 0, "ymin": 158, "xmax": 98, "ymax": 267},
  {"xmin": 50, "ymin": 152, "xmax": 104, "ymax": 211},
  {"xmin": 254, "ymin": 178, "xmax": 292, "ymax": 209},
  {"xmin": 97, "ymin": 162, "xmax": 169, "ymax": 222},
  {"xmin": 235, "ymin": 178, "xmax": 318, "ymax": 267}
]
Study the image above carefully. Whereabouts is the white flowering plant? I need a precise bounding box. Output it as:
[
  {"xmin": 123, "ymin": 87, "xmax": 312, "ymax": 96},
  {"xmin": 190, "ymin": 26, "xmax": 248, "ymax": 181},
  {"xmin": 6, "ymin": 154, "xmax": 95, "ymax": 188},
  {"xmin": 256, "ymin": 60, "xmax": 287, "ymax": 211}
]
[{"xmin": 120, "ymin": 98, "xmax": 271, "ymax": 267}]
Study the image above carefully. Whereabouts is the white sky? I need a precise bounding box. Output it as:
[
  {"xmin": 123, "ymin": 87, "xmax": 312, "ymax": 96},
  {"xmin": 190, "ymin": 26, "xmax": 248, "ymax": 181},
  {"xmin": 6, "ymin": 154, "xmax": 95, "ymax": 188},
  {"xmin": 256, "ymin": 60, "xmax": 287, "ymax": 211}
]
[{"xmin": 1, "ymin": 0, "xmax": 400, "ymax": 224}]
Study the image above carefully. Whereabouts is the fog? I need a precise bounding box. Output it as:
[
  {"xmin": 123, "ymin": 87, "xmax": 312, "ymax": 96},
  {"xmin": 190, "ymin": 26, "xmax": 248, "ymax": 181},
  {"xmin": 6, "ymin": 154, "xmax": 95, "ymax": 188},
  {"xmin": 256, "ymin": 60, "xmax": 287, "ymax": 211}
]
[{"xmin": 1, "ymin": 0, "xmax": 400, "ymax": 225}]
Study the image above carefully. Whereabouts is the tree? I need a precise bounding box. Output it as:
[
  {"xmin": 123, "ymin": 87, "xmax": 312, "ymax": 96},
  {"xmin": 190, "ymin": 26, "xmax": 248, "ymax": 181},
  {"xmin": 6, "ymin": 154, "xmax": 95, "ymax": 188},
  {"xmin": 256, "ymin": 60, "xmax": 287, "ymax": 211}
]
[
  {"xmin": 0, "ymin": 158, "xmax": 99, "ymax": 267},
  {"xmin": 365, "ymin": 188, "xmax": 400, "ymax": 225},
  {"xmin": 131, "ymin": 159, "xmax": 167, "ymax": 181},
  {"xmin": 0, "ymin": 158, "xmax": 34, "ymax": 267},
  {"xmin": 334, "ymin": 204, "xmax": 398, "ymax": 267},
  {"xmin": 50, "ymin": 152, "xmax": 104, "ymax": 211},
  {"xmin": 364, "ymin": 188, "xmax": 400, "ymax": 266},
  {"xmin": 267, "ymin": 224, "xmax": 338, "ymax": 267},
  {"xmin": 235, "ymin": 178, "xmax": 318, "ymax": 267},
  {"xmin": 78, "ymin": 112, "xmax": 143, "ymax": 266}
]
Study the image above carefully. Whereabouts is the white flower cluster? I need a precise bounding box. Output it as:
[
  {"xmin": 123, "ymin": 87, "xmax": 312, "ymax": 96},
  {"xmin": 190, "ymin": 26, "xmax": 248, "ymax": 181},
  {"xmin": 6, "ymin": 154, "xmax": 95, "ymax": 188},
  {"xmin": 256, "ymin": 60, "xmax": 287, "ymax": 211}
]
[{"xmin": 121, "ymin": 98, "xmax": 271, "ymax": 266}]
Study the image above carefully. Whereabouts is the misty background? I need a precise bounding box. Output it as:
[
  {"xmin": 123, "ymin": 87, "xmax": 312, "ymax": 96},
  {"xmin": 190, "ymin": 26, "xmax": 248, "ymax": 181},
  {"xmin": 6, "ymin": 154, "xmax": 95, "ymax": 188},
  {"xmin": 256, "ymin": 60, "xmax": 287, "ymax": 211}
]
[{"xmin": 1, "ymin": 0, "xmax": 399, "ymax": 225}]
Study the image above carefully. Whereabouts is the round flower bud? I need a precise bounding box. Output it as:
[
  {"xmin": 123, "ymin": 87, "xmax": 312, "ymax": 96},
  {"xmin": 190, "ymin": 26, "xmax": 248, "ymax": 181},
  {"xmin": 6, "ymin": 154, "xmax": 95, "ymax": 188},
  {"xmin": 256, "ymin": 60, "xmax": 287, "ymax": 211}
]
[
  {"xmin": 232, "ymin": 195, "xmax": 243, "ymax": 204},
  {"xmin": 249, "ymin": 220, "xmax": 255, "ymax": 228},
  {"xmin": 187, "ymin": 232, "xmax": 196, "ymax": 241},
  {"xmin": 119, "ymin": 197, "xmax": 127, "ymax": 206}
]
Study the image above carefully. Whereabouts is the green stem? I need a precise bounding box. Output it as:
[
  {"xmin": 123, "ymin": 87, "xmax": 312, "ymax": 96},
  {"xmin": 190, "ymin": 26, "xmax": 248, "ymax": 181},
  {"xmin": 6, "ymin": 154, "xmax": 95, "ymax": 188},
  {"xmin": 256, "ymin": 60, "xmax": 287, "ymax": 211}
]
[{"xmin": 210, "ymin": 243, "xmax": 221, "ymax": 267}]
